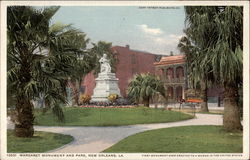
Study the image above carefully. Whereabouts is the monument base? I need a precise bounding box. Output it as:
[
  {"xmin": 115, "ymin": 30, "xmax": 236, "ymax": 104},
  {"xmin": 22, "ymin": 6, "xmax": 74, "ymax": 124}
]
[{"xmin": 91, "ymin": 72, "xmax": 121, "ymax": 102}]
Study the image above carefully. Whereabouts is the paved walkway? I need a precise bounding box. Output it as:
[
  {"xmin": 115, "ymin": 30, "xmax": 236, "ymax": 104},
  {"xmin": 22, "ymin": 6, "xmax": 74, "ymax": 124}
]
[{"xmin": 7, "ymin": 114, "xmax": 223, "ymax": 153}]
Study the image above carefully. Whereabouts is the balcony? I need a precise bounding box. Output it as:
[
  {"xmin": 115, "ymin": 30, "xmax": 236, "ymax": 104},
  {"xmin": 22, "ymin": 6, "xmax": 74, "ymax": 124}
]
[{"xmin": 162, "ymin": 77, "xmax": 185, "ymax": 84}]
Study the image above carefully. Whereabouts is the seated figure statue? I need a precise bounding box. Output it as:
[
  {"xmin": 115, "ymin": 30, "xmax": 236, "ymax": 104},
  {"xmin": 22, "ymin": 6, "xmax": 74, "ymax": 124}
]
[{"xmin": 99, "ymin": 54, "xmax": 111, "ymax": 73}]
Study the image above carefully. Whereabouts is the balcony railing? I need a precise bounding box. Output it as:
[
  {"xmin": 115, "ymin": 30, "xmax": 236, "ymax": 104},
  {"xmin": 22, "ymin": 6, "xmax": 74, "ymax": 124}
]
[{"xmin": 162, "ymin": 77, "xmax": 185, "ymax": 83}]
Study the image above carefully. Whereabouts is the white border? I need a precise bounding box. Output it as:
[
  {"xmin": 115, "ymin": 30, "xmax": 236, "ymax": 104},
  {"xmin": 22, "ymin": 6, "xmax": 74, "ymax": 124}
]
[
  {"xmin": 1, "ymin": 1, "xmax": 250, "ymax": 6},
  {"xmin": 0, "ymin": 1, "xmax": 7, "ymax": 158},
  {"xmin": 1, "ymin": 1, "xmax": 249, "ymax": 160},
  {"xmin": 242, "ymin": 1, "xmax": 250, "ymax": 158}
]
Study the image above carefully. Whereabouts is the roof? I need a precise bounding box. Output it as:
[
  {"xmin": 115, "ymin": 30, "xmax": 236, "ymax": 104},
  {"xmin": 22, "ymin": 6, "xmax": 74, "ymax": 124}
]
[
  {"xmin": 154, "ymin": 54, "xmax": 185, "ymax": 66},
  {"xmin": 112, "ymin": 45, "xmax": 156, "ymax": 56}
]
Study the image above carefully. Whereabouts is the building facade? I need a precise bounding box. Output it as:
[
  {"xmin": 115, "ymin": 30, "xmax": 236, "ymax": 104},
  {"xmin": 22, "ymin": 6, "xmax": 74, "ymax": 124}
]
[
  {"xmin": 83, "ymin": 45, "xmax": 160, "ymax": 97},
  {"xmin": 154, "ymin": 55, "xmax": 186, "ymax": 102},
  {"xmin": 154, "ymin": 54, "xmax": 223, "ymax": 105}
]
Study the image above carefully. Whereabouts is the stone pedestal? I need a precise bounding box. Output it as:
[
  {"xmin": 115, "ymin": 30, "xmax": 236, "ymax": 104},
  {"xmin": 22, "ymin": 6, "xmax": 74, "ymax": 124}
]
[{"xmin": 91, "ymin": 72, "xmax": 121, "ymax": 102}]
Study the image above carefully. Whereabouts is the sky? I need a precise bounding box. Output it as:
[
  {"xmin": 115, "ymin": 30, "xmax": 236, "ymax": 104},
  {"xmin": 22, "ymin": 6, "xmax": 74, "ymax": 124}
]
[{"xmin": 51, "ymin": 6, "xmax": 186, "ymax": 55}]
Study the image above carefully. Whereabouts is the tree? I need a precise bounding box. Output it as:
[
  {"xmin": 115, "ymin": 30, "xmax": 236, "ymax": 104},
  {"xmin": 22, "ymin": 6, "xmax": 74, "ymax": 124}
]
[
  {"xmin": 177, "ymin": 35, "xmax": 209, "ymax": 112},
  {"xmin": 7, "ymin": 6, "xmax": 87, "ymax": 137},
  {"xmin": 184, "ymin": 6, "xmax": 243, "ymax": 131},
  {"xmin": 70, "ymin": 51, "xmax": 97, "ymax": 105},
  {"xmin": 65, "ymin": 35, "xmax": 95, "ymax": 106},
  {"xmin": 127, "ymin": 74, "xmax": 166, "ymax": 107}
]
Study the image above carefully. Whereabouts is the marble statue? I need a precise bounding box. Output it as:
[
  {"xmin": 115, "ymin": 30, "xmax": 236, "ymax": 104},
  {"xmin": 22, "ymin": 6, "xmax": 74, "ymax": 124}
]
[{"xmin": 99, "ymin": 54, "xmax": 111, "ymax": 73}]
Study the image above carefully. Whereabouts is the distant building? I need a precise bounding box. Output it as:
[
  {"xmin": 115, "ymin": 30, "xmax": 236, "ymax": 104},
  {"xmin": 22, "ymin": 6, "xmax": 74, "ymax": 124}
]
[
  {"xmin": 154, "ymin": 55, "xmax": 186, "ymax": 101},
  {"xmin": 83, "ymin": 45, "xmax": 161, "ymax": 97},
  {"xmin": 154, "ymin": 54, "xmax": 223, "ymax": 105}
]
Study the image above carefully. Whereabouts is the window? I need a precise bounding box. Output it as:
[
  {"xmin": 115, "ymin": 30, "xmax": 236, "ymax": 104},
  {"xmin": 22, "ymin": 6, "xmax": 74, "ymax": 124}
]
[
  {"xmin": 176, "ymin": 86, "xmax": 183, "ymax": 100},
  {"xmin": 176, "ymin": 66, "xmax": 184, "ymax": 78},
  {"xmin": 131, "ymin": 54, "xmax": 136, "ymax": 64},
  {"xmin": 167, "ymin": 87, "xmax": 174, "ymax": 99},
  {"xmin": 167, "ymin": 67, "xmax": 174, "ymax": 78}
]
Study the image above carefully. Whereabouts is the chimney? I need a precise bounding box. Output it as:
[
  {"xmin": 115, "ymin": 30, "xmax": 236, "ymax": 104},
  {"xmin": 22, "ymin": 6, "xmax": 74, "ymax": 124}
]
[
  {"xmin": 125, "ymin": 45, "xmax": 130, "ymax": 49},
  {"xmin": 170, "ymin": 51, "xmax": 174, "ymax": 56}
]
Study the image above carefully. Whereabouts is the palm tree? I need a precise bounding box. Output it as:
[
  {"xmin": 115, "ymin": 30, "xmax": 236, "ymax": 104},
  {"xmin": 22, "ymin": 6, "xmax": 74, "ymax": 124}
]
[
  {"xmin": 127, "ymin": 74, "xmax": 166, "ymax": 107},
  {"xmin": 7, "ymin": 6, "xmax": 87, "ymax": 137},
  {"xmin": 184, "ymin": 6, "xmax": 243, "ymax": 131}
]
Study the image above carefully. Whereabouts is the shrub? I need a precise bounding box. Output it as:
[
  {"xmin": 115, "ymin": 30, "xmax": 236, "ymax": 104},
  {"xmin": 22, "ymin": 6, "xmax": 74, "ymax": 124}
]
[
  {"xmin": 108, "ymin": 94, "xmax": 119, "ymax": 103},
  {"xmin": 127, "ymin": 73, "xmax": 165, "ymax": 107},
  {"xmin": 116, "ymin": 98, "xmax": 135, "ymax": 105},
  {"xmin": 167, "ymin": 107, "xmax": 173, "ymax": 111},
  {"xmin": 80, "ymin": 94, "xmax": 91, "ymax": 104}
]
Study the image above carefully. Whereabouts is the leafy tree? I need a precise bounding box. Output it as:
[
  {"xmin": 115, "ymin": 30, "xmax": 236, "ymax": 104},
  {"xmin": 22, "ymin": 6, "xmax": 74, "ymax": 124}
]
[
  {"xmin": 177, "ymin": 35, "xmax": 209, "ymax": 112},
  {"xmin": 69, "ymin": 50, "xmax": 96, "ymax": 105},
  {"xmin": 7, "ymin": 6, "xmax": 87, "ymax": 137},
  {"xmin": 127, "ymin": 74, "xmax": 166, "ymax": 107},
  {"xmin": 65, "ymin": 35, "xmax": 95, "ymax": 106},
  {"xmin": 184, "ymin": 6, "xmax": 243, "ymax": 131}
]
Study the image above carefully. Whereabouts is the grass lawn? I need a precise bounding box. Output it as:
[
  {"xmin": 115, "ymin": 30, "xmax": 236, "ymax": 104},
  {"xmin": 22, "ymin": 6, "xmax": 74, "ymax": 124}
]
[
  {"xmin": 7, "ymin": 130, "xmax": 73, "ymax": 153},
  {"xmin": 103, "ymin": 125, "xmax": 242, "ymax": 153},
  {"xmin": 198, "ymin": 111, "xmax": 223, "ymax": 115},
  {"xmin": 34, "ymin": 107, "xmax": 193, "ymax": 126},
  {"xmin": 172, "ymin": 108, "xmax": 223, "ymax": 115}
]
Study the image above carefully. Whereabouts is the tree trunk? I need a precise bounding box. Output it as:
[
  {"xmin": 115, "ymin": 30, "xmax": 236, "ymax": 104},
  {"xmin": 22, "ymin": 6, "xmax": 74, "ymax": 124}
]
[
  {"xmin": 143, "ymin": 97, "xmax": 150, "ymax": 107},
  {"xmin": 14, "ymin": 53, "xmax": 34, "ymax": 137},
  {"xmin": 223, "ymin": 83, "xmax": 242, "ymax": 131},
  {"xmin": 200, "ymin": 81, "xmax": 209, "ymax": 112},
  {"xmin": 71, "ymin": 81, "xmax": 79, "ymax": 106},
  {"xmin": 14, "ymin": 96, "xmax": 34, "ymax": 137},
  {"xmin": 78, "ymin": 79, "xmax": 83, "ymax": 104}
]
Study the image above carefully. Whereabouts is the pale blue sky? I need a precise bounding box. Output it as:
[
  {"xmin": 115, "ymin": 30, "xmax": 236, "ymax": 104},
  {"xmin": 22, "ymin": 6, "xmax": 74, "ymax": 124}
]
[{"xmin": 51, "ymin": 6, "xmax": 185, "ymax": 55}]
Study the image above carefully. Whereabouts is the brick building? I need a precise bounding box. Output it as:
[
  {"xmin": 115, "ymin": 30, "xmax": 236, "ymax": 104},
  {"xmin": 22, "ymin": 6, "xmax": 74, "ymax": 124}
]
[{"xmin": 82, "ymin": 45, "xmax": 160, "ymax": 97}]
